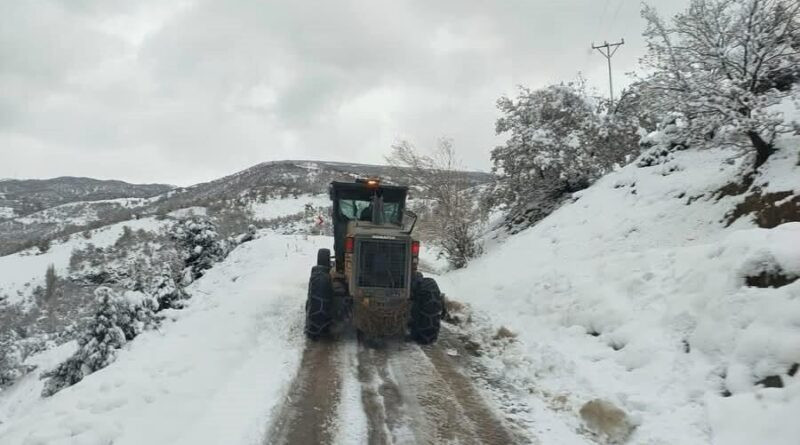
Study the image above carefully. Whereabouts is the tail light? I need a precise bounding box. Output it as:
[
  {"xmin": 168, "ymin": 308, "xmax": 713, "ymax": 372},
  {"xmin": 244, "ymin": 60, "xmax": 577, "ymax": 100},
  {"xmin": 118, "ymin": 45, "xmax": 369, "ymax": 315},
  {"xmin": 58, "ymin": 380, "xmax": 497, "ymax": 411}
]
[
  {"xmin": 411, "ymin": 240, "xmax": 420, "ymax": 257},
  {"xmin": 345, "ymin": 236, "xmax": 355, "ymax": 253}
]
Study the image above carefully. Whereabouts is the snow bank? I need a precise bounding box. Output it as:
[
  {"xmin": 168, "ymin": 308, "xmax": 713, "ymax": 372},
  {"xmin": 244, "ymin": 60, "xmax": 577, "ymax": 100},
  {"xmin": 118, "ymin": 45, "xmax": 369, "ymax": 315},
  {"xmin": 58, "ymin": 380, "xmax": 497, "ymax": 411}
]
[
  {"xmin": 0, "ymin": 234, "xmax": 329, "ymax": 444},
  {"xmin": 441, "ymin": 145, "xmax": 800, "ymax": 444}
]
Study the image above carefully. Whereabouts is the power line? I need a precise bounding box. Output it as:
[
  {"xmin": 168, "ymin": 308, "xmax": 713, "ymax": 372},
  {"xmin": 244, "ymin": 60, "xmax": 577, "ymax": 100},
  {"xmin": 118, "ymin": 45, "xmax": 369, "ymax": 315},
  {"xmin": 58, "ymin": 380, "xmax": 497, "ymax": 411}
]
[
  {"xmin": 591, "ymin": 39, "xmax": 625, "ymax": 105},
  {"xmin": 598, "ymin": 0, "xmax": 611, "ymax": 27},
  {"xmin": 609, "ymin": 0, "xmax": 625, "ymax": 30}
]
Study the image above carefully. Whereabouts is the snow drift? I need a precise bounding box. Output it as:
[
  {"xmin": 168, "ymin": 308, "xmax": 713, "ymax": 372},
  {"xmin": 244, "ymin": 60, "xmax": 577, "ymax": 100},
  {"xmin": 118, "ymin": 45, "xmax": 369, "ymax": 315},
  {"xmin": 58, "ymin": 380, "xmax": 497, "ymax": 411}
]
[{"xmin": 441, "ymin": 140, "xmax": 800, "ymax": 444}]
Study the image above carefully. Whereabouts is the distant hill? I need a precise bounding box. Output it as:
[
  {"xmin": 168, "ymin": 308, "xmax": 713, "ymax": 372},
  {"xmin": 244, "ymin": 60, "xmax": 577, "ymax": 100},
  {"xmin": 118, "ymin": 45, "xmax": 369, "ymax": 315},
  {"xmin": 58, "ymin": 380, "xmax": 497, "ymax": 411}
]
[
  {"xmin": 0, "ymin": 161, "xmax": 491, "ymax": 256},
  {"xmin": 151, "ymin": 160, "xmax": 491, "ymax": 212},
  {"xmin": 0, "ymin": 177, "xmax": 174, "ymax": 218}
]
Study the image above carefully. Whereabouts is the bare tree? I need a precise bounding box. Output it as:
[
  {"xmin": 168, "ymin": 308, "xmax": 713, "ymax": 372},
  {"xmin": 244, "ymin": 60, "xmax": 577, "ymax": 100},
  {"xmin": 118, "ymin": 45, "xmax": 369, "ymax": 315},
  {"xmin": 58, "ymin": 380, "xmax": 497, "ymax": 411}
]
[{"xmin": 386, "ymin": 139, "xmax": 483, "ymax": 269}]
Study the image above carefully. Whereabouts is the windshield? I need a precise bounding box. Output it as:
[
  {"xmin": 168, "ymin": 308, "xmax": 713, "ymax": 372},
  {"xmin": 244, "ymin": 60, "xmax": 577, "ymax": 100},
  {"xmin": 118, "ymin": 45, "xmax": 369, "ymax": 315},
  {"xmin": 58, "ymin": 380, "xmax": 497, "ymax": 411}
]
[{"xmin": 339, "ymin": 199, "xmax": 401, "ymax": 224}]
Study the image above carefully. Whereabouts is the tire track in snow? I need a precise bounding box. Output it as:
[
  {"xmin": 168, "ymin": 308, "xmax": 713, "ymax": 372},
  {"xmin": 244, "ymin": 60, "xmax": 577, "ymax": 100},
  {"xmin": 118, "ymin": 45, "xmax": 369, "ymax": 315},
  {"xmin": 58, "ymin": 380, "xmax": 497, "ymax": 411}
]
[
  {"xmin": 265, "ymin": 338, "xmax": 344, "ymax": 445},
  {"xmin": 267, "ymin": 329, "xmax": 533, "ymax": 444},
  {"xmin": 357, "ymin": 343, "xmax": 417, "ymax": 444},
  {"xmin": 356, "ymin": 333, "xmax": 529, "ymax": 444},
  {"xmin": 333, "ymin": 337, "xmax": 369, "ymax": 443},
  {"xmin": 417, "ymin": 335, "xmax": 531, "ymax": 444}
]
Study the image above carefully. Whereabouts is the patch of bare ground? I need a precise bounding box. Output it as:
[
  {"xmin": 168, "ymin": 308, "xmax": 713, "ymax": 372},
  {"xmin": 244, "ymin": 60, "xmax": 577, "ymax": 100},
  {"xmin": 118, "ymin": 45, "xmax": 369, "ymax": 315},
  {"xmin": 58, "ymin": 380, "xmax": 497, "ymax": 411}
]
[
  {"xmin": 712, "ymin": 167, "xmax": 800, "ymax": 228},
  {"xmin": 714, "ymin": 172, "xmax": 755, "ymax": 200},
  {"xmin": 725, "ymin": 189, "xmax": 800, "ymax": 228}
]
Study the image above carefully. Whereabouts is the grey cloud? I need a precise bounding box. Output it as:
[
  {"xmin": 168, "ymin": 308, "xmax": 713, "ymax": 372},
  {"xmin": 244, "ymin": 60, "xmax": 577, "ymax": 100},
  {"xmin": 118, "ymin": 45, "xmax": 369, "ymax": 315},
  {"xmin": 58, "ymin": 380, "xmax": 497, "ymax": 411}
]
[{"xmin": 0, "ymin": 0, "xmax": 690, "ymax": 185}]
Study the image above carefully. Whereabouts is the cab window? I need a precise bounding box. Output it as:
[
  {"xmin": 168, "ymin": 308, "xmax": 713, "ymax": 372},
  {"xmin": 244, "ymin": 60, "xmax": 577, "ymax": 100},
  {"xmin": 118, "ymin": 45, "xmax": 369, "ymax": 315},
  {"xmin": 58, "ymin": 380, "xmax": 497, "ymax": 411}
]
[{"xmin": 338, "ymin": 199, "xmax": 401, "ymax": 224}]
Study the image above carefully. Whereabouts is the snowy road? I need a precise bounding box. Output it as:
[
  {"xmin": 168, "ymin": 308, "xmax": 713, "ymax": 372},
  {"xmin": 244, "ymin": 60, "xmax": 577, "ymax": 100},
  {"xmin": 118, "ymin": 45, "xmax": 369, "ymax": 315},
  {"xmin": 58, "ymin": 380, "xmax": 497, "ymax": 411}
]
[
  {"xmin": 266, "ymin": 327, "xmax": 532, "ymax": 445},
  {"xmin": 0, "ymin": 233, "xmax": 539, "ymax": 445}
]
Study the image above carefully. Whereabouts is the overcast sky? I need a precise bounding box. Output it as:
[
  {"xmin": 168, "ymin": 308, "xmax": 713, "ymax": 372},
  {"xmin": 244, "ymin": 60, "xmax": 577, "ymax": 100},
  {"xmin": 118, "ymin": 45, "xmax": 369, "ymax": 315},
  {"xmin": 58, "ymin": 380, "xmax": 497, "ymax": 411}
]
[{"xmin": 0, "ymin": 0, "xmax": 689, "ymax": 186}]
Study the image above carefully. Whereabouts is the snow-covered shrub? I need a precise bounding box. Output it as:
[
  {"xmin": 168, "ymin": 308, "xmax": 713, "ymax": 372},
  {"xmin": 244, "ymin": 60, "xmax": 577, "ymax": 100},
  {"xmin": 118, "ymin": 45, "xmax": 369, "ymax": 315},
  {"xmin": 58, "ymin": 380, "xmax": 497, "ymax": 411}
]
[
  {"xmin": 41, "ymin": 287, "xmax": 158, "ymax": 397},
  {"xmin": 490, "ymin": 82, "xmax": 640, "ymax": 230},
  {"xmin": 36, "ymin": 238, "xmax": 51, "ymax": 254},
  {"xmin": 639, "ymin": 0, "xmax": 800, "ymax": 170},
  {"xmin": 637, "ymin": 118, "xmax": 690, "ymax": 167},
  {"xmin": 0, "ymin": 341, "xmax": 36, "ymax": 389},
  {"xmin": 739, "ymin": 250, "xmax": 799, "ymax": 288},
  {"xmin": 241, "ymin": 224, "xmax": 257, "ymax": 243},
  {"xmin": 172, "ymin": 218, "xmax": 230, "ymax": 284}
]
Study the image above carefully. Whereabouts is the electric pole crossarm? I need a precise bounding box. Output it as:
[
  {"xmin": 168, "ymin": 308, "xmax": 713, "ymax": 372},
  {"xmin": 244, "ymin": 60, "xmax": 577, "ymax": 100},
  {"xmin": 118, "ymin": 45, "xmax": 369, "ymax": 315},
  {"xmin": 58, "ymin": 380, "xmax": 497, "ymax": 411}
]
[{"xmin": 591, "ymin": 38, "xmax": 624, "ymax": 106}]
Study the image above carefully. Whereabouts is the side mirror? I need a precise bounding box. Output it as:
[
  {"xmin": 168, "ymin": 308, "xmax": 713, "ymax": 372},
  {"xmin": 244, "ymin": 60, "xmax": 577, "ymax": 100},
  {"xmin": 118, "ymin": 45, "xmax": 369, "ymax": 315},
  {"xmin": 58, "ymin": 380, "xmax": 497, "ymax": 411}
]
[{"xmin": 402, "ymin": 210, "xmax": 418, "ymax": 234}]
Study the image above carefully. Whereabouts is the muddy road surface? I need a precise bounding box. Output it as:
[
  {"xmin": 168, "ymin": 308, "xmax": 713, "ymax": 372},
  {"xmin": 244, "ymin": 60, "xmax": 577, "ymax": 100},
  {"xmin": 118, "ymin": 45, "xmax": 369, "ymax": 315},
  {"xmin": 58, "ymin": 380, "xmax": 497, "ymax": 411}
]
[{"xmin": 265, "ymin": 328, "xmax": 534, "ymax": 445}]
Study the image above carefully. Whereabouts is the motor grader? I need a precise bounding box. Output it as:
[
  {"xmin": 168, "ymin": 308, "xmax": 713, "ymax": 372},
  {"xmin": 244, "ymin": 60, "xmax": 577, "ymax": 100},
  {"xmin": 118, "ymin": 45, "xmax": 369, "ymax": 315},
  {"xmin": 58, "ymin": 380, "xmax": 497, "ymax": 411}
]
[{"xmin": 304, "ymin": 178, "xmax": 443, "ymax": 344}]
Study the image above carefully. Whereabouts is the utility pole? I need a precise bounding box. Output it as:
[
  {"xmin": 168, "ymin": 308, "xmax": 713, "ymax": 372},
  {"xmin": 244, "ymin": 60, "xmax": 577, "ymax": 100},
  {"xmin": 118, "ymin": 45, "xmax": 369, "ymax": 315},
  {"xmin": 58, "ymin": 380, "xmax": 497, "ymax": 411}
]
[{"xmin": 591, "ymin": 39, "xmax": 625, "ymax": 105}]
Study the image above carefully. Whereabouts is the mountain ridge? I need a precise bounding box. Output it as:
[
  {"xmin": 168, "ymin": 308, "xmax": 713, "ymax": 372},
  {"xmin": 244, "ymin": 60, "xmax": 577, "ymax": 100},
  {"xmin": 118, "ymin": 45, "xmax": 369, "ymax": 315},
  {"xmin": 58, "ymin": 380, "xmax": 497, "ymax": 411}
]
[
  {"xmin": 0, "ymin": 159, "xmax": 491, "ymax": 257},
  {"xmin": 0, "ymin": 177, "xmax": 175, "ymax": 219}
]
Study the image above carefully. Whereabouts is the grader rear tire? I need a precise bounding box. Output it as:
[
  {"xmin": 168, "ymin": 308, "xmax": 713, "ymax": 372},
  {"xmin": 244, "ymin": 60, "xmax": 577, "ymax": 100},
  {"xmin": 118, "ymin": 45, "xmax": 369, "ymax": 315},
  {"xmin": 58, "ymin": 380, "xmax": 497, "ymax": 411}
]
[
  {"xmin": 410, "ymin": 276, "xmax": 443, "ymax": 344},
  {"xmin": 305, "ymin": 265, "xmax": 333, "ymax": 339},
  {"xmin": 317, "ymin": 248, "xmax": 331, "ymax": 268}
]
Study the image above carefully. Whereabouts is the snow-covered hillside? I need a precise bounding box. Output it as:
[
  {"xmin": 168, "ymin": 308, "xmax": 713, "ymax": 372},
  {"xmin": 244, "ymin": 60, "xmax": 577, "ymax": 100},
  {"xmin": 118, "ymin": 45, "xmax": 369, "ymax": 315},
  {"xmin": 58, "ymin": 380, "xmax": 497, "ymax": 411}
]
[
  {"xmin": 0, "ymin": 160, "xmax": 489, "ymax": 257},
  {"xmin": 0, "ymin": 177, "xmax": 172, "ymax": 219},
  {"xmin": 1, "ymin": 144, "xmax": 797, "ymax": 444},
  {"xmin": 0, "ymin": 234, "xmax": 321, "ymax": 444},
  {"xmin": 440, "ymin": 143, "xmax": 800, "ymax": 444},
  {"xmin": 0, "ymin": 217, "xmax": 169, "ymax": 307}
]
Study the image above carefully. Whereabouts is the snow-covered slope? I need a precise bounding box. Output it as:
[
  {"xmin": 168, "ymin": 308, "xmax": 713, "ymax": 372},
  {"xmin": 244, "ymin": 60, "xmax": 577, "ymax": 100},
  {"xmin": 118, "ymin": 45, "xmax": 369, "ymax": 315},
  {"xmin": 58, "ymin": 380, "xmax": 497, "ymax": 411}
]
[
  {"xmin": 1, "ymin": 144, "xmax": 797, "ymax": 444},
  {"xmin": 250, "ymin": 194, "xmax": 329, "ymax": 220},
  {"xmin": 14, "ymin": 196, "xmax": 157, "ymax": 227},
  {"xmin": 0, "ymin": 217, "xmax": 169, "ymax": 307},
  {"xmin": 440, "ymin": 145, "xmax": 800, "ymax": 444},
  {"xmin": 0, "ymin": 234, "xmax": 325, "ymax": 444}
]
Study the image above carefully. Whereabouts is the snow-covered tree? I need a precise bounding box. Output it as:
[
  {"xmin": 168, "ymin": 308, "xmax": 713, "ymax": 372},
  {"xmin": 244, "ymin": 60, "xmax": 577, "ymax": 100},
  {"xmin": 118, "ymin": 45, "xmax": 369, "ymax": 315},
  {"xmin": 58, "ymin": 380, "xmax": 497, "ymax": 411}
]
[
  {"xmin": 640, "ymin": 0, "xmax": 800, "ymax": 169},
  {"xmin": 42, "ymin": 287, "xmax": 158, "ymax": 397},
  {"xmin": 151, "ymin": 264, "xmax": 187, "ymax": 310},
  {"xmin": 490, "ymin": 83, "xmax": 639, "ymax": 228},
  {"xmin": 43, "ymin": 264, "xmax": 59, "ymax": 303},
  {"xmin": 172, "ymin": 219, "xmax": 229, "ymax": 284}
]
